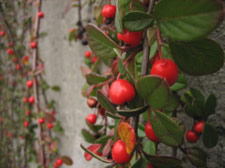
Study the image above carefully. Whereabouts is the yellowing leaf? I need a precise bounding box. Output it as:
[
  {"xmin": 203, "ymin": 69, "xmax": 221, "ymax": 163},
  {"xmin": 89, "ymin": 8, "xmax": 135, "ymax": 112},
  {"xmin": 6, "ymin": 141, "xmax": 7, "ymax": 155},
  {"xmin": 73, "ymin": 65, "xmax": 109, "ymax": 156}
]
[{"xmin": 118, "ymin": 122, "xmax": 136, "ymax": 154}]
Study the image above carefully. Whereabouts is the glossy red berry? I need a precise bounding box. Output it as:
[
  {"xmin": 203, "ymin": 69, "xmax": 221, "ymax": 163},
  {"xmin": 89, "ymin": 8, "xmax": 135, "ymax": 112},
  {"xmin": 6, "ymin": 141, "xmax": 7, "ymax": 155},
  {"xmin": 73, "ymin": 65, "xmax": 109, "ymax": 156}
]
[
  {"xmin": 23, "ymin": 55, "xmax": 29, "ymax": 63},
  {"xmin": 0, "ymin": 31, "xmax": 5, "ymax": 37},
  {"xmin": 109, "ymin": 79, "xmax": 136, "ymax": 105},
  {"xmin": 26, "ymin": 110, "xmax": 31, "ymax": 116},
  {"xmin": 26, "ymin": 80, "xmax": 33, "ymax": 88},
  {"xmin": 38, "ymin": 118, "xmax": 45, "ymax": 124},
  {"xmin": 24, "ymin": 121, "xmax": 29, "ymax": 127},
  {"xmin": 7, "ymin": 48, "xmax": 15, "ymax": 55},
  {"xmin": 193, "ymin": 121, "xmax": 205, "ymax": 134},
  {"xmin": 147, "ymin": 163, "xmax": 153, "ymax": 168},
  {"xmin": 37, "ymin": 11, "xmax": 44, "ymax": 18},
  {"xmin": 85, "ymin": 51, "xmax": 92, "ymax": 58},
  {"xmin": 117, "ymin": 30, "xmax": 143, "ymax": 47},
  {"xmin": 16, "ymin": 64, "xmax": 21, "ymax": 70},
  {"xmin": 186, "ymin": 130, "xmax": 199, "ymax": 143},
  {"xmin": 47, "ymin": 123, "xmax": 53, "ymax": 129},
  {"xmin": 86, "ymin": 113, "xmax": 97, "ymax": 125},
  {"xmin": 56, "ymin": 158, "xmax": 63, "ymax": 166},
  {"xmin": 112, "ymin": 140, "xmax": 132, "ymax": 164},
  {"xmin": 145, "ymin": 122, "xmax": 159, "ymax": 143},
  {"xmin": 150, "ymin": 59, "xmax": 178, "ymax": 86},
  {"xmin": 24, "ymin": 97, "xmax": 29, "ymax": 103},
  {"xmin": 102, "ymin": 4, "xmax": 116, "ymax": 18},
  {"xmin": 87, "ymin": 98, "xmax": 98, "ymax": 108},
  {"xmin": 91, "ymin": 56, "xmax": 98, "ymax": 63},
  {"xmin": 30, "ymin": 42, "xmax": 37, "ymax": 49},
  {"xmin": 13, "ymin": 57, "xmax": 18, "ymax": 63},
  {"xmin": 29, "ymin": 96, "xmax": 35, "ymax": 104}
]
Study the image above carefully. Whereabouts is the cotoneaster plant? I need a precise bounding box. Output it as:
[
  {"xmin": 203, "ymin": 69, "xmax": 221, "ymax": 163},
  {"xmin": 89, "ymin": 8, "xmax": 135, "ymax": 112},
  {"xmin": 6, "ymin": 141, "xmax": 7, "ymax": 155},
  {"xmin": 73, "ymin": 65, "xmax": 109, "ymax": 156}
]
[{"xmin": 76, "ymin": 0, "xmax": 225, "ymax": 168}]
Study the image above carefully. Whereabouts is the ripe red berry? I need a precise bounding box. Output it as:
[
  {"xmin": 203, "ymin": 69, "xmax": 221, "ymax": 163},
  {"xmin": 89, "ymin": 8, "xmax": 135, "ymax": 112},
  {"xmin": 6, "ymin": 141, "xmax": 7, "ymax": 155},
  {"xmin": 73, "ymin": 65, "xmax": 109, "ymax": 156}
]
[
  {"xmin": 51, "ymin": 110, "xmax": 56, "ymax": 115},
  {"xmin": 87, "ymin": 98, "xmax": 98, "ymax": 108},
  {"xmin": 150, "ymin": 59, "xmax": 178, "ymax": 86},
  {"xmin": 117, "ymin": 30, "xmax": 143, "ymax": 47},
  {"xmin": 7, "ymin": 48, "xmax": 15, "ymax": 55},
  {"xmin": 26, "ymin": 110, "xmax": 31, "ymax": 116},
  {"xmin": 102, "ymin": 4, "xmax": 116, "ymax": 18},
  {"xmin": 13, "ymin": 57, "xmax": 18, "ymax": 63},
  {"xmin": 23, "ymin": 55, "xmax": 29, "ymax": 63},
  {"xmin": 84, "ymin": 51, "xmax": 92, "ymax": 58},
  {"xmin": 8, "ymin": 42, "xmax": 14, "ymax": 47},
  {"xmin": 53, "ymin": 162, "xmax": 58, "ymax": 168},
  {"xmin": 56, "ymin": 158, "xmax": 63, "ymax": 166},
  {"xmin": 37, "ymin": 11, "xmax": 44, "ymax": 18},
  {"xmin": 145, "ymin": 122, "xmax": 159, "ymax": 143},
  {"xmin": 109, "ymin": 79, "xmax": 136, "ymax": 105},
  {"xmin": 86, "ymin": 113, "xmax": 97, "ymax": 125},
  {"xmin": 30, "ymin": 42, "xmax": 37, "ymax": 49},
  {"xmin": 186, "ymin": 130, "xmax": 199, "ymax": 143},
  {"xmin": 91, "ymin": 56, "xmax": 98, "ymax": 63},
  {"xmin": 26, "ymin": 80, "xmax": 33, "ymax": 88},
  {"xmin": 24, "ymin": 121, "xmax": 29, "ymax": 127},
  {"xmin": 0, "ymin": 31, "xmax": 5, "ymax": 37},
  {"xmin": 16, "ymin": 64, "xmax": 21, "ymax": 70},
  {"xmin": 29, "ymin": 96, "xmax": 35, "ymax": 104},
  {"xmin": 112, "ymin": 140, "xmax": 132, "ymax": 164},
  {"xmin": 47, "ymin": 123, "xmax": 53, "ymax": 129},
  {"xmin": 147, "ymin": 163, "xmax": 153, "ymax": 168},
  {"xmin": 24, "ymin": 97, "xmax": 29, "ymax": 103},
  {"xmin": 38, "ymin": 118, "xmax": 45, "ymax": 124},
  {"xmin": 193, "ymin": 121, "xmax": 205, "ymax": 134}
]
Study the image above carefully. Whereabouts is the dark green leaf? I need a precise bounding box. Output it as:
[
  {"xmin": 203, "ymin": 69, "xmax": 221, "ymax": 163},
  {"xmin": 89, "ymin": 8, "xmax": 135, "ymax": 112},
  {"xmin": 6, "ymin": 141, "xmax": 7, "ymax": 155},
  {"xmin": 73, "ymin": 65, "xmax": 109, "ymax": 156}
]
[
  {"xmin": 86, "ymin": 73, "xmax": 109, "ymax": 85},
  {"xmin": 51, "ymin": 85, "xmax": 61, "ymax": 92},
  {"xmin": 95, "ymin": 136, "xmax": 111, "ymax": 144},
  {"xmin": 186, "ymin": 147, "xmax": 207, "ymax": 167},
  {"xmin": 169, "ymin": 38, "xmax": 224, "ymax": 76},
  {"xmin": 123, "ymin": 12, "xmax": 153, "ymax": 31},
  {"xmin": 202, "ymin": 123, "xmax": 218, "ymax": 148},
  {"xmin": 204, "ymin": 94, "xmax": 217, "ymax": 119},
  {"xmin": 164, "ymin": 94, "xmax": 179, "ymax": 111},
  {"xmin": 81, "ymin": 129, "xmax": 96, "ymax": 143},
  {"xmin": 80, "ymin": 144, "xmax": 113, "ymax": 163},
  {"xmin": 190, "ymin": 88, "xmax": 204, "ymax": 103},
  {"xmin": 86, "ymin": 24, "xmax": 120, "ymax": 63},
  {"xmin": 131, "ymin": 158, "xmax": 147, "ymax": 168},
  {"xmin": 154, "ymin": 0, "xmax": 224, "ymax": 41},
  {"xmin": 136, "ymin": 75, "xmax": 170, "ymax": 109},
  {"xmin": 117, "ymin": 105, "xmax": 148, "ymax": 117},
  {"xmin": 150, "ymin": 111, "xmax": 184, "ymax": 146},
  {"xmin": 97, "ymin": 91, "xmax": 117, "ymax": 114},
  {"xmin": 170, "ymin": 74, "xmax": 187, "ymax": 91},
  {"xmin": 143, "ymin": 140, "xmax": 156, "ymax": 155}
]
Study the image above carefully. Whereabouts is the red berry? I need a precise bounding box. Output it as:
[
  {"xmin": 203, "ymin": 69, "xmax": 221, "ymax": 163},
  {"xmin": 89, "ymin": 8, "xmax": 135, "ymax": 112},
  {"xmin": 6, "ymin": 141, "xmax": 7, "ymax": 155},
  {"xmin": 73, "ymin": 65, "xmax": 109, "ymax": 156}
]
[
  {"xmin": 0, "ymin": 31, "xmax": 5, "ymax": 37},
  {"xmin": 26, "ymin": 80, "xmax": 33, "ymax": 88},
  {"xmin": 102, "ymin": 4, "xmax": 116, "ymax": 18},
  {"xmin": 109, "ymin": 79, "xmax": 136, "ymax": 105},
  {"xmin": 86, "ymin": 113, "xmax": 97, "ymax": 125},
  {"xmin": 56, "ymin": 158, "xmax": 63, "ymax": 166},
  {"xmin": 87, "ymin": 98, "xmax": 98, "ymax": 108},
  {"xmin": 91, "ymin": 56, "xmax": 98, "ymax": 63},
  {"xmin": 7, "ymin": 48, "xmax": 15, "ymax": 55},
  {"xmin": 23, "ymin": 55, "xmax": 29, "ymax": 62},
  {"xmin": 16, "ymin": 64, "xmax": 21, "ymax": 70},
  {"xmin": 13, "ymin": 57, "xmax": 18, "ymax": 63},
  {"xmin": 29, "ymin": 96, "xmax": 35, "ymax": 104},
  {"xmin": 37, "ymin": 11, "xmax": 44, "ymax": 18},
  {"xmin": 112, "ymin": 140, "xmax": 132, "ymax": 164},
  {"xmin": 145, "ymin": 122, "xmax": 159, "ymax": 143},
  {"xmin": 8, "ymin": 42, "xmax": 14, "ymax": 47},
  {"xmin": 26, "ymin": 110, "xmax": 31, "ymax": 116},
  {"xmin": 193, "ymin": 121, "xmax": 205, "ymax": 134},
  {"xmin": 85, "ymin": 51, "xmax": 92, "ymax": 58},
  {"xmin": 117, "ymin": 30, "xmax": 143, "ymax": 47},
  {"xmin": 53, "ymin": 162, "xmax": 58, "ymax": 168},
  {"xmin": 150, "ymin": 59, "xmax": 178, "ymax": 86},
  {"xmin": 24, "ymin": 121, "xmax": 29, "ymax": 127},
  {"xmin": 30, "ymin": 42, "xmax": 37, "ymax": 49},
  {"xmin": 186, "ymin": 130, "xmax": 199, "ymax": 143},
  {"xmin": 24, "ymin": 97, "xmax": 29, "ymax": 103},
  {"xmin": 147, "ymin": 163, "xmax": 153, "ymax": 168},
  {"xmin": 38, "ymin": 118, "xmax": 45, "ymax": 124},
  {"xmin": 47, "ymin": 123, "xmax": 53, "ymax": 129},
  {"xmin": 51, "ymin": 110, "xmax": 56, "ymax": 115}
]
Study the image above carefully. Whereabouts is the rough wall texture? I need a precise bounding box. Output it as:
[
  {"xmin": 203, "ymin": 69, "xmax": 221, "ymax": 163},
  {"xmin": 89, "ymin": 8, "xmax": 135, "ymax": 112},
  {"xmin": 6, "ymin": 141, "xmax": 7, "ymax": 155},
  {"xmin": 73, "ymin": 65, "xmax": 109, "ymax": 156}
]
[{"xmin": 39, "ymin": 1, "xmax": 225, "ymax": 168}]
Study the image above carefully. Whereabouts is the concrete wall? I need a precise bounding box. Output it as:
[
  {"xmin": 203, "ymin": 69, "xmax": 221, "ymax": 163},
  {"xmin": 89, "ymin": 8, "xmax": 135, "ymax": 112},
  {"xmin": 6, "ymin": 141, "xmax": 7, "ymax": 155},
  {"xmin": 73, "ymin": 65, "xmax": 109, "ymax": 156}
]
[{"xmin": 39, "ymin": 0, "xmax": 225, "ymax": 167}]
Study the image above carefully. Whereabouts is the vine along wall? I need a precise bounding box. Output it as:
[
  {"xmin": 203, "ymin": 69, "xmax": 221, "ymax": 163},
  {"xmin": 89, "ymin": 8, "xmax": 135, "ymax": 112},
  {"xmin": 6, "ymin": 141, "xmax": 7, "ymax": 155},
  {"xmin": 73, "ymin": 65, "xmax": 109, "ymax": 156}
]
[{"xmin": 39, "ymin": 0, "xmax": 225, "ymax": 168}]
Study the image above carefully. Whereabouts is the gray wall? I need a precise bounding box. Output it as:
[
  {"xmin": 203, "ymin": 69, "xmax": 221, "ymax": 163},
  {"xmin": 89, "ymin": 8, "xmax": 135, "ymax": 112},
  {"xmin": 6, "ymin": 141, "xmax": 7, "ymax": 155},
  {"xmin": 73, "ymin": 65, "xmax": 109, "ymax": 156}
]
[{"xmin": 39, "ymin": 0, "xmax": 225, "ymax": 167}]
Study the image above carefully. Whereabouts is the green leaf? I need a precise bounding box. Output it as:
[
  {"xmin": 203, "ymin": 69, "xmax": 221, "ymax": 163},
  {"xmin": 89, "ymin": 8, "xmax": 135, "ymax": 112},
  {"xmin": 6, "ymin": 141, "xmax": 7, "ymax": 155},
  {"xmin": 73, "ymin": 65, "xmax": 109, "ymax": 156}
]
[
  {"xmin": 186, "ymin": 147, "xmax": 207, "ymax": 167},
  {"xmin": 117, "ymin": 105, "xmax": 148, "ymax": 117},
  {"xmin": 131, "ymin": 158, "xmax": 147, "ymax": 168},
  {"xmin": 169, "ymin": 38, "xmax": 224, "ymax": 76},
  {"xmin": 61, "ymin": 156, "xmax": 73, "ymax": 165},
  {"xmin": 170, "ymin": 74, "xmax": 187, "ymax": 91},
  {"xmin": 123, "ymin": 12, "xmax": 153, "ymax": 31},
  {"xmin": 202, "ymin": 123, "xmax": 218, "ymax": 148},
  {"xmin": 138, "ymin": 123, "xmax": 146, "ymax": 138},
  {"xmin": 81, "ymin": 129, "xmax": 96, "ymax": 143},
  {"xmin": 143, "ymin": 152, "xmax": 182, "ymax": 168},
  {"xmin": 96, "ymin": 91, "xmax": 117, "ymax": 114},
  {"xmin": 190, "ymin": 88, "xmax": 204, "ymax": 103},
  {"xmin": 143, "ymin": 140, "xmax": 156, "ymax": 155},
  {"xmin": 86, "ymin": 121, "xmax": 103, "ymax": 133},
  {"xmin": 94, "ymin": 136, "xmax": 111, "ymax": 144},
  {"xmin": 204, "ymin": 94, "xmax": 217, "ymax": 119},
  {"xmin": 51, "ymin": 85, "xmax": 61, "ymax": 92},
  {"xmin": 164, "ymin": 94, "xmax": 179, "ymax": 111},
  {"xmin": 80, "ymin": 144, "xmax": 113, "ymax": 163},
  {"xmin": 136, "ymin": 75, "xmax": 170, "ymax": 109},
  {"xmin": 150, "ymin": 111, "xmax": 184, "ymax": 146},
  {"xmin": 154, "ymin": 0, "xmax": 224, "ymax": 41},
  {"xmin": 86, "ymin": 73, "xmax": 109, "ymax": 85},
  {"xmin": 86, "ymin": 24, "xmax": 120, "ymax": 63}
]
